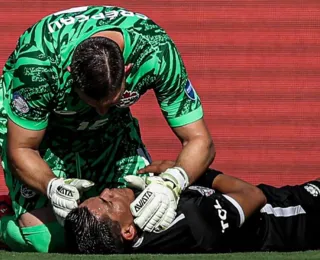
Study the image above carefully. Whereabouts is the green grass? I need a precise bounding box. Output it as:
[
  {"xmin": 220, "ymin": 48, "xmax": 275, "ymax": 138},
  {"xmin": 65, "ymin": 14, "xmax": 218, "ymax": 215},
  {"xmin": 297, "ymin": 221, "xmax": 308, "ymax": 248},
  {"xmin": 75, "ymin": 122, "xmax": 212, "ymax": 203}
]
[{"xmin": 1, "ymin": 251, "xmax": 320, "ymax": 260}]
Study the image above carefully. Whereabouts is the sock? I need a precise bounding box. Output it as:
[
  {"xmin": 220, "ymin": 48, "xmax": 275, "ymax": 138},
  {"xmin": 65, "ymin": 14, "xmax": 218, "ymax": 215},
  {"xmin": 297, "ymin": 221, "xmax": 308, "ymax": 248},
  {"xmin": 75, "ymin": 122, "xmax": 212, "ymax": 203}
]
[{"xmin": 0, "ymin": 215, "xmax": 65, "ymax": 252}]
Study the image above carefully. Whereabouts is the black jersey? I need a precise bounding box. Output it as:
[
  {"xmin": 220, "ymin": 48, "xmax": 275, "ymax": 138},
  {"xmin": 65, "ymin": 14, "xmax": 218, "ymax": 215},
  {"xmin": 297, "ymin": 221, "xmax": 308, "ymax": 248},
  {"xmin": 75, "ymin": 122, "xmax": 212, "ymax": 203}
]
[
  {"xmin": 131, "ymin": 168, "xmax": 320, "ymax": 253},
  {"xmin": 131, "ymin": 170, "xmax": 245, "ymax": 253}
]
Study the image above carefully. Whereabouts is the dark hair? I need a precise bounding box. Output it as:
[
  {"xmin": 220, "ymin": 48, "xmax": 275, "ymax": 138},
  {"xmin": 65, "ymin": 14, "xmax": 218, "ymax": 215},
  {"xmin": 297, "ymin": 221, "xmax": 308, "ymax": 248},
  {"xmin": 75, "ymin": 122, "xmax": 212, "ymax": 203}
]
[
  {"xmin": 64, "ymin": 207, "xmax": 124, "ymax": 254},
  {"xmin": 70, "ymin": 37, "xmax": 125, "ymax": 100}
]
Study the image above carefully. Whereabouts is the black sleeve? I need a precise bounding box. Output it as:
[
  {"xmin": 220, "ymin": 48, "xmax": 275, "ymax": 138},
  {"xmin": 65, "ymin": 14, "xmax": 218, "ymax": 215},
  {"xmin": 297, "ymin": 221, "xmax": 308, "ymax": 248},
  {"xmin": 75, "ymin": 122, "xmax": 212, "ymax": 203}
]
[
  {"xmin": 193, "ymin": 168, "xmax": 224, "ymax": 188},
  {"xmin": 180, "ymin": 192, "xmax": 245, "ymax": 252}
]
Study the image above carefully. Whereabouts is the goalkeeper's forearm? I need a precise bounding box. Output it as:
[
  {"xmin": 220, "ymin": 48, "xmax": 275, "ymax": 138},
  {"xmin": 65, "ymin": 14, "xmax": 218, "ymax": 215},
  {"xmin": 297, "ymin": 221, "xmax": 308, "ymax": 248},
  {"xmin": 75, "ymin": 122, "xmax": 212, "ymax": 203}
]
[
  {"xmin": 175, "ymin": 136, "xmax": 215, "ymax": 184},
  {"xmin": 7, "ymin": 147, "xmax": 56, "ymax": 194}
]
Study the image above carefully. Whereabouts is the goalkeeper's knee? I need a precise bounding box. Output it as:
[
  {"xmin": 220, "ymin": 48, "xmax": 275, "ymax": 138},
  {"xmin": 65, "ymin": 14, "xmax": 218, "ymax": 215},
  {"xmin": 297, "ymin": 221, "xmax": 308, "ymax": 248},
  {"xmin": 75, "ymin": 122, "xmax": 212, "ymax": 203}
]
[{"xmin": 1, "ymin": 216, "xmax": 65, "ymax": 252}]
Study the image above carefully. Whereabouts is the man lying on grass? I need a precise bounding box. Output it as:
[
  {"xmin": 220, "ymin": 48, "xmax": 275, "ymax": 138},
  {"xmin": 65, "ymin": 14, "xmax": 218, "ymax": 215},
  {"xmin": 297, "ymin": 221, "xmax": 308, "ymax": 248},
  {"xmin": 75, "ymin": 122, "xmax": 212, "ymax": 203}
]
[{"xmin": 65, "ymin": 160, "xmax": 320, "ymax": 254}]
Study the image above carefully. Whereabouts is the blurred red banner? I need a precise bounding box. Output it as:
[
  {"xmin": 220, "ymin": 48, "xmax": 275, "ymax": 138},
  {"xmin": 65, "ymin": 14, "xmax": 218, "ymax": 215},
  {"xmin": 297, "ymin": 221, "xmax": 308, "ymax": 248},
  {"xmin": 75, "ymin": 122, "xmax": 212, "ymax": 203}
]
[{"xmin": 0, "ymin": 1, "xmax": 320, "ymax": 193}]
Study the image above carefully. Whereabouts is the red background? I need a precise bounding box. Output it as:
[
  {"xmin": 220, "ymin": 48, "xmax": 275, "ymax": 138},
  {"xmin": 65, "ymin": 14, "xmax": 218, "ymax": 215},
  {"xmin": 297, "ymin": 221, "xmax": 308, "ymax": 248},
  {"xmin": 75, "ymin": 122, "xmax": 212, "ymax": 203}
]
[{"xmin": 1, "ymin": 0, "xmax": 320, "ymax": 193}]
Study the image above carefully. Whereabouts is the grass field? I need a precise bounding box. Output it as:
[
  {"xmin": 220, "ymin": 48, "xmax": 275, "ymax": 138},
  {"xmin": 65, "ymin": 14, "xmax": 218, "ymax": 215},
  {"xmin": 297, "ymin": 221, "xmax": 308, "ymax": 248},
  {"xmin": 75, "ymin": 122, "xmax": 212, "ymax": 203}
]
[{"xmin": 2, "ymin": 251, "xmax": 320, "ymax": 260}]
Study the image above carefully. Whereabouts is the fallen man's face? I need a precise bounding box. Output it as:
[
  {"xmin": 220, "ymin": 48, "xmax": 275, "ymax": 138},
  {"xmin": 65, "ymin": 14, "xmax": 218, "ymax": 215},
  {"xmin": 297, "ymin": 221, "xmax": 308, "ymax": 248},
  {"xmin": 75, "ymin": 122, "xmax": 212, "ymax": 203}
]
[{"xmin": 79, "ymin": 188, "xmax": 135, "ymax": 226}]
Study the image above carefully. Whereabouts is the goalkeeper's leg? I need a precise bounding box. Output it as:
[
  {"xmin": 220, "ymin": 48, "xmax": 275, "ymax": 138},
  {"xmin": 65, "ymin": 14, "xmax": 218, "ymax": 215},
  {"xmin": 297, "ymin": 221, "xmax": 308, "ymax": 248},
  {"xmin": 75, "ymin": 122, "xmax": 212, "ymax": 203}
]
[
  {"xmin": 1, "ymin": 151, "xmax": 68, "ymax": 252},
  {"xmin": 0, "ymin": 214, "xmax": 64, "ymax": 252}
]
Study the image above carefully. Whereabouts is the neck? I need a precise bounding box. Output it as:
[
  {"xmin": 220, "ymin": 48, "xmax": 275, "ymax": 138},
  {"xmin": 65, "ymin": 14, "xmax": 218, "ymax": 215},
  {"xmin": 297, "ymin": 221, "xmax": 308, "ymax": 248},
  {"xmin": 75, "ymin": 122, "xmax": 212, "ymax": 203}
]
[{"xmin": 92, "ymin": 31, "xmax": 124, "ymax": 51}]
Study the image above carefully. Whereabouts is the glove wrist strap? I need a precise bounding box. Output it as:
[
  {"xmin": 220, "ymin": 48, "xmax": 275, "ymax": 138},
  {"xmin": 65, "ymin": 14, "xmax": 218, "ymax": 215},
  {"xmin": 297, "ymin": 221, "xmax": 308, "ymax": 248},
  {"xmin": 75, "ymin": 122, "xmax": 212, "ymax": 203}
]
[
  {"xmin": 161, "ymin": 167, "xmax": 189, "ymax": 190},
  {"xmin": 47, "ymin": 177, "xmax": 60, "ymax": 199}
]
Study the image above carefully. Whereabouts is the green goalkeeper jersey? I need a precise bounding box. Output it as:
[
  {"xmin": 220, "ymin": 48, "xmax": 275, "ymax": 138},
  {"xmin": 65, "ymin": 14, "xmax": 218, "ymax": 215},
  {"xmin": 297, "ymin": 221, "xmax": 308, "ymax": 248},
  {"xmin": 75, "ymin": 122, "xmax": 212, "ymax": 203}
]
[{"xmin": 1, "ymin": 5, "xmax": 203, "ymax": 152}]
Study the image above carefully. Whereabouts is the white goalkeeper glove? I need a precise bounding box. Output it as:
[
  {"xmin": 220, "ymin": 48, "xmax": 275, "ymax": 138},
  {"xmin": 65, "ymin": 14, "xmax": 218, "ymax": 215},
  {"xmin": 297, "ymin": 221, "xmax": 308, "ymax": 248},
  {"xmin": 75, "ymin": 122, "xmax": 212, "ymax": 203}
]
[
  {"xmin": 47, "ymin": 178, "xmax": 94, "ymax": 226},
  {"xmin": 124, "ymin": 167, "xmax": 189, "ymax": 232}
]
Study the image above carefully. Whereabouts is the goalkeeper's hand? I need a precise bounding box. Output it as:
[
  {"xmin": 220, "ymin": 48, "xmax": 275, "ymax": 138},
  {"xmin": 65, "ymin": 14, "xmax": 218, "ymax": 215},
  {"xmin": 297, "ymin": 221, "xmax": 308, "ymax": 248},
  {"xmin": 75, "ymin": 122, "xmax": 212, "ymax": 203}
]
[
  {"xmin": 47, "ymin": 178, "xmax": 94, "ymax": 226},
  {"xmin": 124, "ymin": 167, "xmax": 189, "ymax": 232}
]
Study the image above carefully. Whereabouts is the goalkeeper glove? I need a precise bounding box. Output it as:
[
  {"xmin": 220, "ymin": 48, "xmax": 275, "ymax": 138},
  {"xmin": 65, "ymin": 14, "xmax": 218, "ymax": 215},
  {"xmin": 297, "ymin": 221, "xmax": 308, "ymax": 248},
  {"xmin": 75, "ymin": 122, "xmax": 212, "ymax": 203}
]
[
  {"xmin": 124, "ymin": 167, "xmax": 189, "ymax": 232},
  {"xmin": 47, "ymin": 178, "xmax": 94, "ymax": 226}
]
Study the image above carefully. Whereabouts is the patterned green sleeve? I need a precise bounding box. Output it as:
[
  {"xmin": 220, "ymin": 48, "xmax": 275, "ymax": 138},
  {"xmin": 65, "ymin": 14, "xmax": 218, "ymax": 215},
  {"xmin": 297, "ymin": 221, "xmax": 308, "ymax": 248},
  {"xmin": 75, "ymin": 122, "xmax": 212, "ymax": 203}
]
[
  {"xmin": 4, "ymin": 45, "xmax": 58, "ymax": 131},
  {"xmin": 154, "ymin": 43, "xmax": 203, "ymax": 128}
]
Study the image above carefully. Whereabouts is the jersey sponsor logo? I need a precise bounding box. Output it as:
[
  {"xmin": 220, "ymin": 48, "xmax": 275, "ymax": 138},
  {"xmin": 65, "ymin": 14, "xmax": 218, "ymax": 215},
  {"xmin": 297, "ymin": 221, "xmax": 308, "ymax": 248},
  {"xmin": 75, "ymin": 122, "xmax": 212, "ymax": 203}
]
[
  {"xmin": 20, "ymin": 185, "xmax": 36, "ymax": 199},
  {"xmin": 116, "ymin": 90, "xmax": 140, "ymax": 108},
  {"xmin": 188, "ymin": 186, "xmax": 215, "ymax": 197},
  {"xmin": 214, "ymin": 199, "xmax": 229, "ymax": 233},
  {"xmin": 53, "ymin": 109, "xmax": 77, "ymax": 115},
  {"xmin": 12, "ymin": 93, "xmax": 29, "ymax": 114},
  {"xmin": 49, "ymin": 9, "xmax": 148, "ymax": 33},
  {"xmin": 134, "ymin": 190, "xmax": 154, "ymax": 213},
  {"xmin": 304, "ymin": 183, "xmax": 320, "ymax": 197},
  {"xmin": 184, "ymin": 80, "xmax": 196, "ymax": 101}
]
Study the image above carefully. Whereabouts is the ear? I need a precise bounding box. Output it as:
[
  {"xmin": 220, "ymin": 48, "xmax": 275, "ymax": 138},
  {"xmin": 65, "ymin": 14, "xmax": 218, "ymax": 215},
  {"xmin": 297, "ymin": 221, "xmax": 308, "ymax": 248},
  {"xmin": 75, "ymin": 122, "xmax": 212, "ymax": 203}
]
[
  {"xmin": 124, "ymin": 63, "xmax": 133, "ymax": 76},
  {"xmin": 121, "ymin": 223, "xmax": 136, "ymax": 241},
  {"xmin": 67, "ymin": 66, "xmax": 71, "ymax": 72}
]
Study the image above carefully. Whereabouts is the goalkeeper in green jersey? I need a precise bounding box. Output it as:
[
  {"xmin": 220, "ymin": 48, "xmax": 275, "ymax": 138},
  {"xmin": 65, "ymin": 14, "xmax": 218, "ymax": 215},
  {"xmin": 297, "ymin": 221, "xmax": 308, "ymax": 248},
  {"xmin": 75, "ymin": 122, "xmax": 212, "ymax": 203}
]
[{"xmin": 0, "ymin": 6, "xmax": 215, "ymax": 252}]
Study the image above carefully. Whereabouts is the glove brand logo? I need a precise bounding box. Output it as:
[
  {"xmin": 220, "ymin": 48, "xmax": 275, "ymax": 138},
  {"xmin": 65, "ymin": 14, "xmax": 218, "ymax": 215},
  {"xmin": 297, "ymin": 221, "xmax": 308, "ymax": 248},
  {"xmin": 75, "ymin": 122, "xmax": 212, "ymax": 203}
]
[
  {"xmin": 134, "ymin": 190, "xmax": 153, "ymax": 212},
  {"xmin": 214, "ymin": 199, "xmax": 229, "ymax": 233},
  {"xmin": 57, "ymin": 186, "xmax": 74, "ymax": 197}
]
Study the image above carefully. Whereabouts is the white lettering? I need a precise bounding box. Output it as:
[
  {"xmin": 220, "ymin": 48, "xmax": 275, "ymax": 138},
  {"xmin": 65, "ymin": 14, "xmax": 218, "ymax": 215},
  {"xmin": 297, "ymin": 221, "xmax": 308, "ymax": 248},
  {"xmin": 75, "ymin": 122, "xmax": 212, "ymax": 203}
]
[
  {"xmin": 136, "ymin": 13, "xmax": 148, "ymax": 20},
  {"xmin": 134, "ymin": 191, "xmax": 153, "ymax": 212},
  {"xmin": 48, "ymin": 21, "xmax": 63, "ymax": 33},
  {"xmin": 92, "ymin": 13, "xmax": 105, "ymax": 20},
  {"xmin": 75, "ymin": 14, "xmax": 89, "ymax": 22},
  {"xmin": 214, "ymin": 199, "xmax": 230, "ymax": 233},
  {"xmin": 218, "ymin": 208, "xmax": 227, "ymax": 220},
  {"xmin": 104, "ymin": 10, "xmax": 119, "ymax": 20},
  {"xmin": 48, "ymin": 10, "xmax": 149, "ymax": 33},
  {"xmin": 54, "ymin": 6, "xmax": 88, "ymax": 15},
  {"xmin": 61, "ymin": 17, "xmax": 76, "ymax": 26},
  {"xmin": 120, "ymin": 11, "xmax": 134, "ymax": 17}
]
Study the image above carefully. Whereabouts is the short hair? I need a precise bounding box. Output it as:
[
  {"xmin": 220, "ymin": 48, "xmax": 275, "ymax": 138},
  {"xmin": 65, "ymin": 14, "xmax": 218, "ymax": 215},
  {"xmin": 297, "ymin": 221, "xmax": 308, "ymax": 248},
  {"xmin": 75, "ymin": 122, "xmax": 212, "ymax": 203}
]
[
  {"xmin": 70, "ymin": 37, "xmax": 125, "ymax": 100},
  {"xmin": 64, "ymin": 207, "xmax": 124, "ymax": 254}
]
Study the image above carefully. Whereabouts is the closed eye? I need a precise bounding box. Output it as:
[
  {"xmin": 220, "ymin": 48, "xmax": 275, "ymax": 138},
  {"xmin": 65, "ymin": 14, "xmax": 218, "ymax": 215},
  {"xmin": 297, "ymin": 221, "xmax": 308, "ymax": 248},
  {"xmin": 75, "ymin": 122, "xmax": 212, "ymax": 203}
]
[{"xmin": 100, "ymin": 197, "xmax": 113, "ymax": 207}]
